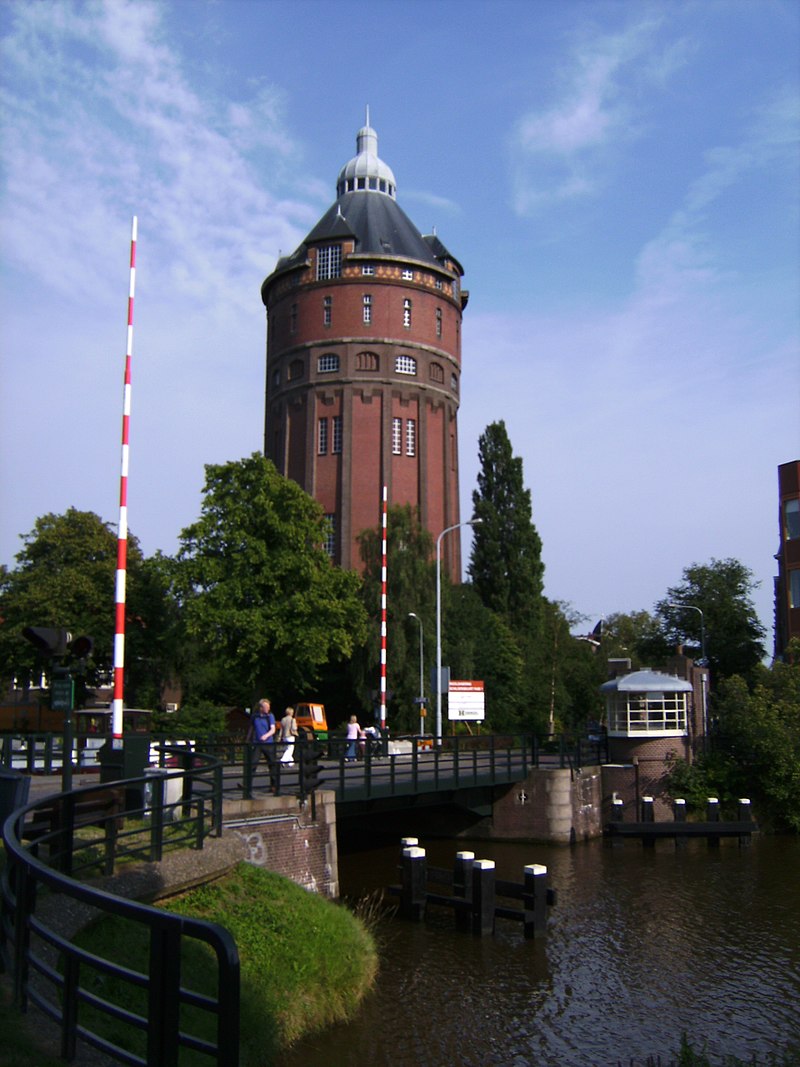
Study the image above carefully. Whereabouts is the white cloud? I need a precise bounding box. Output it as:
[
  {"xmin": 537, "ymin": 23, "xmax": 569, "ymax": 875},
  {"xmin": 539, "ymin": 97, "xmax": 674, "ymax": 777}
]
[{"xmin": 510, "ymin": 14, "xmax": 679, "ymax": 214}]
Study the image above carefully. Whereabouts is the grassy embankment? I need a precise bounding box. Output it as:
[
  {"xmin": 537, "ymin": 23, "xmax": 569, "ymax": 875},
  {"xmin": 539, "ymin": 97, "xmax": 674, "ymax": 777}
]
[{"xmin": 0, "ymin": 858, "xmax": 378, "ymax": 1066}]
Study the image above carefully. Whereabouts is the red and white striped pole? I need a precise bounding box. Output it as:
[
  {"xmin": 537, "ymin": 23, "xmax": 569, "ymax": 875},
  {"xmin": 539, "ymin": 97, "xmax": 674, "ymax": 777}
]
[
  {"xmin": 111, "ymin": 216, "xmax": 137, "ymax": 741},
  {"xmin": 386, "ymin": 488, "xmax": 392, "ymax": 729}
]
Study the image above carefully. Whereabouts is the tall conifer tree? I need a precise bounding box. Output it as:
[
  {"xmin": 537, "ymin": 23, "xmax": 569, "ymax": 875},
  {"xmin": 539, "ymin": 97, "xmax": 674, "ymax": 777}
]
[{"xmin": 468, "ymin": 421, "xmax": 545, "ymax": 638}]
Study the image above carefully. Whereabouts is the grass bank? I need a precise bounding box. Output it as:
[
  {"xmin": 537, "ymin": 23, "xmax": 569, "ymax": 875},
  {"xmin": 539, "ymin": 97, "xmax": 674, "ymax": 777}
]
[{"xmin": 1, "ymin": 859, "xmax": 378, "ymax": 1065}]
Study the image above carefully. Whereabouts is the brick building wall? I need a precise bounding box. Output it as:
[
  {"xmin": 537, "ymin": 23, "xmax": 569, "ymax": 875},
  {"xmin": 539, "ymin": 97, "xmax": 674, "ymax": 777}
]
[{"xmin": 225, "ymin": 791, "xmax": 339, "ymax": 898}]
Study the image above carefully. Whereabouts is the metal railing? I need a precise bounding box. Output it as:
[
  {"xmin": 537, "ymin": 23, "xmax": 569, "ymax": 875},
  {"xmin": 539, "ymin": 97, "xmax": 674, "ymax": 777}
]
[{"xmin": 0, "ymin": 747, "xmax": 239, "ymax": 1066}]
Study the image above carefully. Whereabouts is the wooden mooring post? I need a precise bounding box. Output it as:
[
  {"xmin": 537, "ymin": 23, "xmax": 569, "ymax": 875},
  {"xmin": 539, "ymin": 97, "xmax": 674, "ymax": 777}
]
[
  {"xmin": 604, "ymin": 796, "xmax": 756, "ymax": 846},
  {"xmin": 394, "ymin": 841, "xmax": 555, "ymax": 938}
]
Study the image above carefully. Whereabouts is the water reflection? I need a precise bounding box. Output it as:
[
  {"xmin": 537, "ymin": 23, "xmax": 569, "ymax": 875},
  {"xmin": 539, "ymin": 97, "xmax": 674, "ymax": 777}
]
[{"xmin": 278, "ymin": 836, "xmax": 800, "ymax": 1067}]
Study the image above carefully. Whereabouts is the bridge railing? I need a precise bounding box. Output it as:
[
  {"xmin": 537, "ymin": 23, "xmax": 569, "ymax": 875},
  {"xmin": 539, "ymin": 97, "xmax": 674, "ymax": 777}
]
[{"xmin": 0, "ymin": 747, "xmax": 239, "ymax": 1066}]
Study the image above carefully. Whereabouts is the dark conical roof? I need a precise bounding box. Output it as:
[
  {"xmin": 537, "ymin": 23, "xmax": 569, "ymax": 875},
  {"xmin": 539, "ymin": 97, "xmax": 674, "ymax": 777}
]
[
  {"xmin": 262, "ymin": 118, "xmax": 463, "ymax": 298},
  {"xmin": 306, "ymin": 192, "xmax": 439, "ymax": 263}
]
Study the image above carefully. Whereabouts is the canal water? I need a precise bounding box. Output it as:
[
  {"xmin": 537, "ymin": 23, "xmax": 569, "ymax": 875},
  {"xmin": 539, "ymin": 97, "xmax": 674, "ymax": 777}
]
[{"xmin": 279, "ymin": 832, "xmax": 800, "ymax": 1067}]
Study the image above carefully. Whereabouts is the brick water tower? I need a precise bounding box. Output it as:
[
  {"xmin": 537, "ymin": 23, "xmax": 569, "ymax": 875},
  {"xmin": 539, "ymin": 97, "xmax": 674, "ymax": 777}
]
[{"xmin": 261, "ymin": 115, "xmax": 467, "ymax": 575}]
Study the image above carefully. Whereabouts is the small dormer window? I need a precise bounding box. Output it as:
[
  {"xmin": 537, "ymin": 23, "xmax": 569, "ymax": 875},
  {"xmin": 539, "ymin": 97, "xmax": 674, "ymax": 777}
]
[{"xmin": 317, "ymin": 245, "xmax": 341, "ymax": 280}]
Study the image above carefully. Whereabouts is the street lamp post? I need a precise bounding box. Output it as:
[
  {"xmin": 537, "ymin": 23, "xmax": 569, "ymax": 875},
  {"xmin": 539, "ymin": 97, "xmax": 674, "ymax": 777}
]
[
  {"xmin": 436, "ymin": 518, "xmax": 482, "ymax": 744},
  {"xmin": 408, "ymin": 612, "xmax": 425, "ymax": 736},
  {"xmin": 667, "ymin": 601, "xmax": 708, "ymax": 746}
]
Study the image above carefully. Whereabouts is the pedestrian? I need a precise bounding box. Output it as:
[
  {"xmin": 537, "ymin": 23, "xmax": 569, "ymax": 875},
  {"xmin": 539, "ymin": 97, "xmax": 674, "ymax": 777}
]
[
  {"xmin": 280, "ymin": 706, "xmax": 298, "ymax": 763},
  {"xmin": 250, "ymin": 698, "xmax": 278, "ymax": 791},
  {"xmin": 345, "ymin": 714, "xmax": 360, "ymax": 761}
]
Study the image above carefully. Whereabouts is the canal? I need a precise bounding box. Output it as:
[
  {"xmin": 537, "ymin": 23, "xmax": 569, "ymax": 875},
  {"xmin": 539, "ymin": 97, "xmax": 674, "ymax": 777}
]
[{"xmin": 280, "ymin": 831, "xmax": 800, "ymax": 1067}]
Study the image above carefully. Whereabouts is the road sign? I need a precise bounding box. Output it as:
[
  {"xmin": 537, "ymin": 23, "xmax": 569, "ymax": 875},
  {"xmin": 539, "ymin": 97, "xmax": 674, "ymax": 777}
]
[
  {"xmin": 51, "ymin": 675, "xmax": 74, "ymax": 712},
  {"xmin": 447, "ymin": 679, "xmax": 485, "ymax": 721}
]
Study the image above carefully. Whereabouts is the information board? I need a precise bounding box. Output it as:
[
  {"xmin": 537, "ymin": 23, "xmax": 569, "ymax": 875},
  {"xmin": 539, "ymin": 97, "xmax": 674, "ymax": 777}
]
[{"xmin": 447, "ymin": 679, "xmax": 485, "ymax": 721}]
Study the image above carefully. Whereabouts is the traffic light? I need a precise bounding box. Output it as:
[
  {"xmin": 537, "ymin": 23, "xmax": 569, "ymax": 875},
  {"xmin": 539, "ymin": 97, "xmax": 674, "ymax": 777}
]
[
  {"xmin": 22, "ymin": 627, "xmax": 72, "ymax": 656},
  {"xmin": 21, "ymin": 628, "xmax": 94, "ymax": 660},
  {"xmin": 299, "ymin": 738, "xmax": 324, "ymax": 797},
  {"xmin": 69, "ymin": 634, "xmax": 94, "ymax": 659}
]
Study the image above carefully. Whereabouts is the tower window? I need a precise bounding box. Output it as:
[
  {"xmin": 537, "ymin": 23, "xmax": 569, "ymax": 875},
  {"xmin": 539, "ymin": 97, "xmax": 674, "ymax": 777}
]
[
  {"xmin": 436, "ymin": 308, "xmax": 442, "ymax": 338},
  {"xmin": 317, "ymin": 245, "xmax": 341, "ymax": 280},
  {"xmin": 451, "ymin": 373, "xmax": 458, "ymax": 392},
  {"xmin": 790, "ymin": 569, "xmax": 800, "ymax": 608},
  {"xmin": 272, "ymin": 368, "xmax": 281, "ymax": 387},
  {"xmin": 785, "ymin": 499, "xmax": 800, "ymax": 540},
  {"xmin": 402, "ymin": 269, "xmax": 414, "ymax": 280},
  {"xmin": 290, "ymin": 304, "xmax": 297, "ymax": 333},
  {"xmin": 430, "ymin": 362, "xmax": 444, "ymax": 383},
  {"xmin": 318, "ymin": 418, "xmax": 328, "ymax": 455},
  {"xmin": 362, "ymin": 265, "xmax": 375, "ymax": 276},
  {"xmin": 392, "ymin": 418, "xmax": 402, "ymax": 455},
  {"xmin": 356, "ymin": 351, "xmax": 379, "ymax": 372},
  {"xmin": 318, "ymin": 353, "xmax": 339, "ymax": 373},
  {"xmin": 395, "ymin": 355, "xmax": 417, "ymax": 376},
  {"xmin": 289, "ymin": 359, "xmax": 304, "ymax": 380},
  {"xmin": 406, "ymin": 419, "xmax": 416, "ymax": 457},
  {"xmin": 332, "ymin": 415, "xmax": 343, "ymax": 454},
  {"xmin": 403, "ymin": 299, "xmax": 412, "ymax": 328},
  {"xmin": 323, "ymin": 296, "xmax": 332, "ymax": 326},
  {"xmin": 363, "ymin": 294, "xmax": 372, "ymax": 324},
  {"xmin": 435, "ymin": 278, "xmax": 443, "ymax": 290}
]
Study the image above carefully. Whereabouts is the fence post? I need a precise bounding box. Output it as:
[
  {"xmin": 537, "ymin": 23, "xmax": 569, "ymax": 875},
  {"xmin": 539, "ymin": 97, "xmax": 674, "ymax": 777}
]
[
  {"xmin": 738, "ymin": 798, "xmax": 752, "ymax": 847},
  {"xmin": 522, "ymin": 863, "xmax": 549, "ymax": 939},
  {"xmin": 453, "ymin": 851, "xmax": 474, "ymax": 932},
  {"xmin": 400, "ymin": 846, "xmax": 427, "ymax": 922},
  {"xmin": 673, "ymin": 797, "xmax": 688, "ymax": 848},
  {"xmin": 641, "ymin": 795, "xmax": 655, "ymax": 848},
  {"xmin": 243, "ymin": 745, "xmax": 254, "ymax": 800},
  {"xmin": 471, "ymin": 859, "xmax": 495, "ymax": 937}
]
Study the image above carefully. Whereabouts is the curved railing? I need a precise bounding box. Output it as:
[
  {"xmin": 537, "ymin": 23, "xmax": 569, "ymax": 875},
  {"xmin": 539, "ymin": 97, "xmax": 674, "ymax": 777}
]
[{"xmin": 0, "ymin": 748, "xmax": 240, "ymax": 1066}]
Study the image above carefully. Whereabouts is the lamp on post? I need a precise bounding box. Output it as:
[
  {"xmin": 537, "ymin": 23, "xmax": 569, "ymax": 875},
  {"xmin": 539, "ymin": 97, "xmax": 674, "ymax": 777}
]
[
  {"xmin": 436, "ymin": 518, "xmax": 482, "ymax": 744},
  {"xmin": 667, "ymin": 602, "xmax": 708, "ymax": 747},
  {"xmin": 408, "ymin": 613, "xmax": 425, "ymax": 736}
]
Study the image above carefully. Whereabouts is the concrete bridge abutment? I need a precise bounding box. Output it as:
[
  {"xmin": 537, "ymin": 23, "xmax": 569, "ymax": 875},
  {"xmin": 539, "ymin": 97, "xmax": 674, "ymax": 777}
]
[{"xmin": 489, "ymin": 767, "xmax": 604, "ymax": 843}]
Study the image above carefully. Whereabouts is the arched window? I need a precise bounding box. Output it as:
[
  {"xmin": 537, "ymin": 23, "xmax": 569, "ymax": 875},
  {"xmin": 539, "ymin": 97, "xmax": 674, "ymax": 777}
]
[
  {"xmin": 356, "ymin": 351, "xmax": 379, "ymax": 372},
  {"xmin": 395, "ymin": 355, "xmax": 417, "ymax": 376},
  {"xmin": 430, "ymin": 362, "xmax": 444, "ymax": 383},
  {"xmin": 317, "ymin": 353, "xmax": 339, "ymax": 374}
]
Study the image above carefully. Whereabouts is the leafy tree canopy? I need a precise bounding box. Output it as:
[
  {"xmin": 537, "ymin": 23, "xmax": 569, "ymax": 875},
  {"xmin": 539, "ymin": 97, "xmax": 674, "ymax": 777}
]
[
  {"xmin": 0, "ymin": 508, "xmax": 153, "ymax": 703},
  {"xmin": 468, "ymin": 420, "xmax": 544, "ymax": 637},
  {"xmin": 646, "ymin": 558, "xmax": 766, "ymax": 683},
  {"xmin": 174, "ymin": 454, "xmax": 367, "ymax": 708},
  {"xmin": 667, "ymin": 642, "xmax": 800, "ymax": 830}
]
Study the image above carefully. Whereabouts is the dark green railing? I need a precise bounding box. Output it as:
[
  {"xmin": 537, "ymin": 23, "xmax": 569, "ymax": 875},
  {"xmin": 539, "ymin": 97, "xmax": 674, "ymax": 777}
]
[{"xmin": 0, "ymin": 747, "xmax": 238, "ymax": 1066}]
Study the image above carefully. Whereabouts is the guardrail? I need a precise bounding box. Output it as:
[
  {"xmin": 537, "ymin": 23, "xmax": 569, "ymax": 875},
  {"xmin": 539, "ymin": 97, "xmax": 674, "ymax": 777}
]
[{"xmin": 0, "ymin": 746, "xmax": 239, "ymax": 1066}]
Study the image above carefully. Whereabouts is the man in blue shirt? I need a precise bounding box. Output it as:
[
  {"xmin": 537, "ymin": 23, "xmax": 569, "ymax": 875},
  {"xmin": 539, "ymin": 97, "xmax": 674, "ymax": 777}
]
[{"xmin": 250, "ymin": 697, "xmax": 278, "ymax": 792}]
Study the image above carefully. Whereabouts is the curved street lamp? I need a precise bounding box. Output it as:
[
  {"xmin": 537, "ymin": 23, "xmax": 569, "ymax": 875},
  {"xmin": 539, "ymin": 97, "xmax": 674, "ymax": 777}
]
[
  {"xmin": 667, "ymin": 601, "xmax": 708, "ymax": 747},
  {"xmin": 435, "ymin": 518, "xmax": 482, "ymax": 743}
]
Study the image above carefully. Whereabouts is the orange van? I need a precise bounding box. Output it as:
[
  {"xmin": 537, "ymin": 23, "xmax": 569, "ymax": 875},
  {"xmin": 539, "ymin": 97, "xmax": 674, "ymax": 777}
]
[{"xmin": 293, "ymin": 702, "xmax": 328, "ymax": 741}]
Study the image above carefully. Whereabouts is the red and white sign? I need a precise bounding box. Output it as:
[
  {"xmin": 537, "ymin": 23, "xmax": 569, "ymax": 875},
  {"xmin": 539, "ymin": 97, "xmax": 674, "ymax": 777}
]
[{"xmin": 448, "ymin": 680, "xmax": 485, "ymax": 721}]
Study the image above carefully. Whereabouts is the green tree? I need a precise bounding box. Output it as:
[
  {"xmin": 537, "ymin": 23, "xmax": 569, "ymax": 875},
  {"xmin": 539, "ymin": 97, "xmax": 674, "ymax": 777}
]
[
  {"xmin": 174, "ymin": 454, "xmax": 367, "ymax": 708},
  {"xmin": 667, "ymin": 642, "xmax": 800, "ymax": 830},
  {"xmin": 648, "ymin": 559, "xmax": 766, "ymax": 683},
  {"xmin": 443, "ymin": 582, "xmax": 526, "ymax": 733},
  {"xmin": 356, "ymin": 505, "xmax": 436, "ymax": 731},
  {"xmin": 468, "ymin": 421, "xmax": 545, "ymax": 638},
  {"xmin": 0, "ymin": 508, "xmax": 159, "ymax": 706}
]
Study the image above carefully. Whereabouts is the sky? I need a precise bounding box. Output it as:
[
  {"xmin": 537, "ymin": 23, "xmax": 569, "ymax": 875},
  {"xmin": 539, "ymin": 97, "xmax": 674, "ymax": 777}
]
[{"xmin": 1, "ymin": 0, "xmax": 798, "ymax": 652}]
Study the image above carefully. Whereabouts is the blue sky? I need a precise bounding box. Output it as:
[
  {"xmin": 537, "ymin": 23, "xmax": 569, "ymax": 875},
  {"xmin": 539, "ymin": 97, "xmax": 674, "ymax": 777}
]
[{"xmin": 1, "ymin": 0, "xmax": 798, "ymax": 650}]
